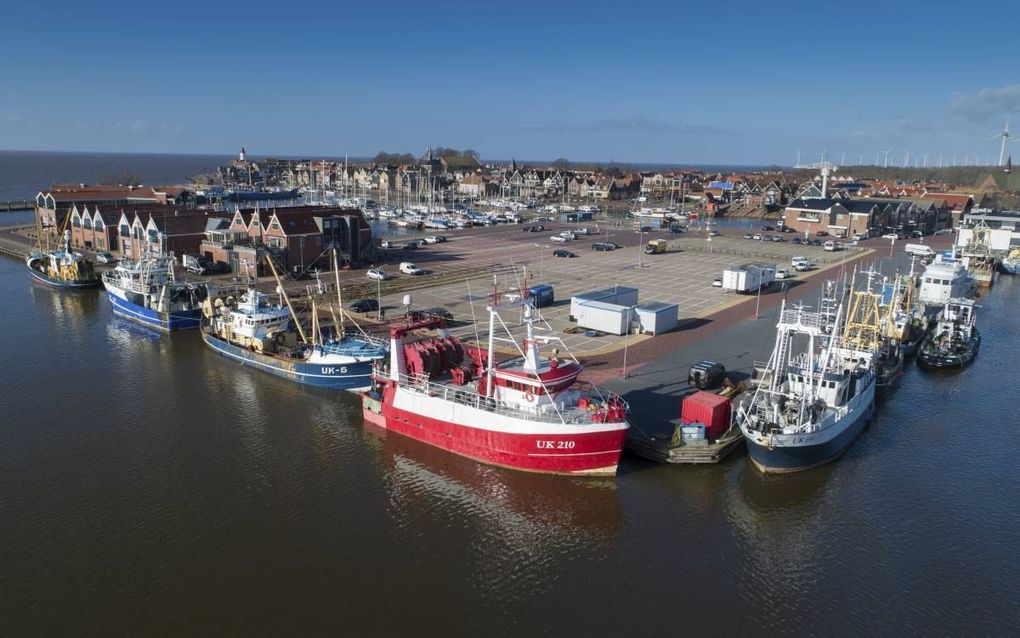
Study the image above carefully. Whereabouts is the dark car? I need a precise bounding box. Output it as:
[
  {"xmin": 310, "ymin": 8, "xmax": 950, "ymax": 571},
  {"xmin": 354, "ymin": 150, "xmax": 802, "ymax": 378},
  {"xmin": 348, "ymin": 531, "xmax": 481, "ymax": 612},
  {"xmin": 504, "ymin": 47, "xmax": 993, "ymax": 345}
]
[
  {"xmin": 815, "ymin": 231, "xmax": 829, "ymax": 237},
  {"xmin": 553, "ymin": 249, "xmax": 577, "ymax": 258},
  {"xmin": 791, "ymin": 237, "xmax": 802, "ymax": 245},
  {"xmin": 761, "ymin": 225, "xmax": 774, "ymax": 231},
  {"xmin": 410, "ymin": 307, "xmax": 453, "ymax": 322},
  {"xmin": 349, "ymin": 299, "xmax": 379, "ymax": 313},
  {"xmin": 591, "ymin": 242, "xmax": 615, "ymax": 251},
  {"xmin": 809, "ymin": 238, "xmax": 823, "ymax": 246},
  {"xmin": 688, "ymin": 360, "xmax": 726, "ymax": 390},
  {"xmin": 639, "ymin": 225, "xmax": 652, "ymax": 233},
  {"xmin": 669, "ymin": 226, "xmax": 685, "ymax": 234}
]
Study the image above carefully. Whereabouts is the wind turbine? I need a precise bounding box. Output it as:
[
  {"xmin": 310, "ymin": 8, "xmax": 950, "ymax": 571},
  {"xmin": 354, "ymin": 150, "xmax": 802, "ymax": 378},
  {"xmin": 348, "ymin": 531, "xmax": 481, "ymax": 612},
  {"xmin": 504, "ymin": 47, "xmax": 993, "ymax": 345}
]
[
  {"xmin": 904, "ymin": 149, "xmax": 910, "ymax": 167},
  {"xmin": 840, "ymin": 150, "xmax": 846, "ymax": 165},
  {"xmin": 992, "ymin": 118, "xmax": 1013, "ymax": 166}
]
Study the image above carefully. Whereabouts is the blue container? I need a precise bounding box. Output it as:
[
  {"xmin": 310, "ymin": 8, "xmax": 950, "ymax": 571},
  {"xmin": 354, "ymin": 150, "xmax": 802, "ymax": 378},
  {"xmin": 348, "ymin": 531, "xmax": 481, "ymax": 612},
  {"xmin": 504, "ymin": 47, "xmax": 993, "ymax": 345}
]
[{"xmin": 529, "ymin": 283, "xmax": 555, "ymax": 308}]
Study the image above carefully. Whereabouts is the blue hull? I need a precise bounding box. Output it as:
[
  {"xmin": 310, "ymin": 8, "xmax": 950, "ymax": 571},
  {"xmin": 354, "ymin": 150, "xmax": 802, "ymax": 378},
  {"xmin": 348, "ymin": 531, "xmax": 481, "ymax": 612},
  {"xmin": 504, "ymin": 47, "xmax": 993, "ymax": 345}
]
[
  {"xmin": 202, "ymin": 332, "xmax": 376, "ymax": 390},
  {"xmin": 107, "ymin": 292, "xmax": 202, "ymax": 331},
  {"xmin": 27, "ymin": 267, "xmax": 100, "ymax": 289},
  {"xmin": 745, "ymin": 403, "xmax": 874, "ymax": 473}
]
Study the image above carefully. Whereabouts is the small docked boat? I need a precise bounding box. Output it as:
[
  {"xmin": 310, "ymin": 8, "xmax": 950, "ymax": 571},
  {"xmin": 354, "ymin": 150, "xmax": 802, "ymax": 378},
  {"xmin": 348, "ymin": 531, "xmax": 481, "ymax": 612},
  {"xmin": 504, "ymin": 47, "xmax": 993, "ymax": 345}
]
[
  {"xmin": 917, "ymin": 298, "xmax": 980, "ymax": 370},
  {"xmin": 917, "ymin": 259, "xmax": 975, "ymax": 313},
  {"xmin": 25, "ymin": 230, "xmax": 100, "ymax": 289},
  {"xmin": 1000, "ymin": 248, "xmax": 1020, "ymax": 274},
  {"xmin": 102, "ymin": 252, "xmax": 209, "ymax": 331},
  {"xmin": 200, "ymin": 254, "xmax": 386, "ymax": 390}
]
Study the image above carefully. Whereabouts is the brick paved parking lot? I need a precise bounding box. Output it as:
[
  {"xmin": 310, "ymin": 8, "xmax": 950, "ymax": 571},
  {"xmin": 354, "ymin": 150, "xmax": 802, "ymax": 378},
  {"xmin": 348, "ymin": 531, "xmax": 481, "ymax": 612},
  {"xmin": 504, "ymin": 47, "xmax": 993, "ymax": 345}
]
[{"xmin": 369, "ymin": 220, "xmax": 866, "ymax": 356}]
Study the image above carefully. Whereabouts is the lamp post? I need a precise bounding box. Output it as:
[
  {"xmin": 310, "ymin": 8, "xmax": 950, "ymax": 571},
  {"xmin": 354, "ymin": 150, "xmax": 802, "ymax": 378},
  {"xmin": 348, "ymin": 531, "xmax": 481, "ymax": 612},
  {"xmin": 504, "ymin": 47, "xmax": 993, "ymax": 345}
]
[
  {"xmin": 377, "ymin": 274, "xmax": 382, "ymax": 320},
  {"xmin": 890, "ymin": 236, "xmax": 895, "ymax": 258},
  {"xmin": 621, "ymin": 308, "xmax": 630, "ymax": 378},
  {"xmin": 755, "ymin": 275, "xmax": 764, "ymax": 319}
]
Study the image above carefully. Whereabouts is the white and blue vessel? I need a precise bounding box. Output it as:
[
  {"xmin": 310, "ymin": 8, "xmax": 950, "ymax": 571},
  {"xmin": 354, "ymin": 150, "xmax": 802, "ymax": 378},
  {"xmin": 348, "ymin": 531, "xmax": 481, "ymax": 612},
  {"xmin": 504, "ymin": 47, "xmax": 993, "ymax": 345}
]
[
  {"xmin": 736, "ymin": 294, "xmax": 876, "ymax": 473},
  {"xmin": 200, "ymin": 286, "xmax": 387, "ymax": 390},
  {"xmin": 102, "ymin": 253, "xmax": 209, "ymax": 331}
]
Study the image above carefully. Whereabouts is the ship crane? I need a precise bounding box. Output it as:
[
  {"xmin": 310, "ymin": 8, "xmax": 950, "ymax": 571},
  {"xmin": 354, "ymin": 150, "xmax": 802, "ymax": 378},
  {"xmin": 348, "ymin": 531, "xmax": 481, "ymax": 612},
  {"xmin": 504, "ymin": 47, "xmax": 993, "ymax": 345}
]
[{"xmin": 795, "ymin": 160, "xmax": 839, "ymax": 198}]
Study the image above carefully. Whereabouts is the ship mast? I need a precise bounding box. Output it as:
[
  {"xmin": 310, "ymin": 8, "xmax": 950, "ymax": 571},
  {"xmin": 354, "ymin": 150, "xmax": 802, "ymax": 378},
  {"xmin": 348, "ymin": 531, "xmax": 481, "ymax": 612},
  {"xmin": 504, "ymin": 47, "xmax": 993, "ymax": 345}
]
[
  {"xmin": 332, "ymin": 247, "xmax": 344, "ymax": 334},
  {"xmin": 263, "ymin": 253, "xmax": 308, "ymax": 344}
]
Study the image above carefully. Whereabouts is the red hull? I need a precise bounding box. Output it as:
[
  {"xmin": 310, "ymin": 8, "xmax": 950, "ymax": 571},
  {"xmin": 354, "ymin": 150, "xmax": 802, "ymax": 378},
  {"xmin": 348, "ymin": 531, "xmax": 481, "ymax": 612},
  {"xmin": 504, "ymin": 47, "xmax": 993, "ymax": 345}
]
[{"xmin": 363, "ymin": 386, "xmax": 626, "ymax": 477}]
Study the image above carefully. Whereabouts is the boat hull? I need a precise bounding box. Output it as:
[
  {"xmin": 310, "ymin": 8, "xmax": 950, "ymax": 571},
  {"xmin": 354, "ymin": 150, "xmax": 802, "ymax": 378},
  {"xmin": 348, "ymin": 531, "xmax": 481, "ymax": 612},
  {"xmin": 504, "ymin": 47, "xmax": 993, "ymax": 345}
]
[
  {"xmin": 916, "ymin": 334, "xmax": 980, "ymax": 370},
  {"xmin": 202, "ymin": 332, "xmax": 375, "ymax": 390},
  {"xmin": 26, "ymin": 265, "xmax": 100, "ymax": 289},
  {"xmin": 744, "ymin": 401, "xmax": 874, "ymax": 474},
  {"xmin": 363, "ymin": 388, "xmax": 627, "ymax": 477},
  {"xmin": 107, "ymin": 292, "xmax": 201, "ymax": 331}
]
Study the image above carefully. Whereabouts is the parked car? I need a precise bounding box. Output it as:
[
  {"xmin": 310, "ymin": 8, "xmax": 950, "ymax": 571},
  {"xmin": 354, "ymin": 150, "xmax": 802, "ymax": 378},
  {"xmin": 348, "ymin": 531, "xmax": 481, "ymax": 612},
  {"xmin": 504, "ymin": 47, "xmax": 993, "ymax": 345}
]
[
  {"xmin": 712, "ymin": 276, "xmax": 723, "ymax": 287},
  {"xmin": 349, "ymin": 299, "xmax": 379, "ymax": 313},
  {"xmin": 809, "ymin": 239, "xmax": 823, "ymax": 246},
  {"xmin": 882, "ymin": 233, "xmax": 899, "ymax": 240},
  {"xmin": 591, "ymin": 242, "xmax": 617, "ymax": 251},
  {"xmin": 743, "ymin": 233, "xmax": 754, "ymax": 240},
  {"xmin": 761, "ymin": 225, "xmax": 774, "ymax": 232},
  {"xmin": 771, "ymin": 235, "xmax": 783, "ymax": 242},
  {"xmin": 852, "ymin": 232, "xmax": 868, "ymax": 241},
  {"xmin": 752, "ymin": 233, "xmax": 763, "ymax": 240},
  {"xmin": 553, "ymin": 249, "xmax": 577, "ymax": 258},
  {"xmin": 410, "ymin": 307, "xmax": 453, "ymax": 322},
  {"xmin": 934, "ymin": 228, "xmax": 953, "ymax": 235},
  {"xmin": 380, "ymin": 240, "xmax": 397, "ymax": 249},
  {"xmin": 791, "ymin": 237, "xmax": 802, "ymax": 245},
  {"xmin": 550, "ymin": 235, "xmax": 569, "ymax": 243},
  {"xmin": 815, "ymin": 231, "xmax": 829, "ymax": 237},
  {"xmin": 669, "ymin": 226, "xmax": 685, "ymax": 234},
  {"xmin": 399, "ymin": 262, "xmax": 424, "ymax": 275},
  {"xmin": 688, "ymin": 360, "xmax": 726, "ymax": 389},
  {"xmin": 775, "ymin": 268, "xmax": 791, "ymax": 280},
  {"xmin": 522, "ymin": 224, "xmax": 545, "ymax": 232},
  {"xmin": 795, "ymin": 261, "xmax": 814, "ymax": 272},
  {"xmin": 366, "ymin": 268, "xmax": 391, "ymax": 281},
  {"xmin": 423, "ymin": 236, "xmax": 441, "ymax": 244},
  {"xmin": 638, "ymin": 226, "xmax": 652, "ymax": 233},
  {"xmin": 402, "ymin": 241, "xmax": 420, "ymax": 250},
  {"xmin": 96, "ymin": 252, "xmax": 116, "ymax": 264},
  {"xmin": 573, "ymin": 227, "xmax": 591, "ymax": 236}
]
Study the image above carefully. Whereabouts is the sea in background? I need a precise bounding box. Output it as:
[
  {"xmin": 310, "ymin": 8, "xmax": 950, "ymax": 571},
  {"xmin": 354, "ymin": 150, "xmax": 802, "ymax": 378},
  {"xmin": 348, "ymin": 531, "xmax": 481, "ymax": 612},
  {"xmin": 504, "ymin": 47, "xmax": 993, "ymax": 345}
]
[{"xmin": 0, "ymin": 150, "xmax": 775, "ymax": 204}]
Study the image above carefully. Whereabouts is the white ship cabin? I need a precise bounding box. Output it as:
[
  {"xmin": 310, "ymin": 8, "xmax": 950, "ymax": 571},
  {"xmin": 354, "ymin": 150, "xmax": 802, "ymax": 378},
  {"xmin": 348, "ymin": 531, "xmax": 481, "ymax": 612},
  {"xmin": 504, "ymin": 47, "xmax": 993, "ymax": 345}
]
[
  {"xmin": 785, "ymin": 360, "xmax": 849, "ymax": 407},
  {"xmin": 110, "ymin": 254, "xmax": 173, "ymax": 291},
  {"xmin": 934, "ymin": 298, "xmax": 976, "ymax": 340},
  {"xmin": 918, "ymin": 261, "xmax": 974, "ymax": 306},
  {"xmin": 490, "ymin": 339, "xmax": 582, "ymax": 409},
  {"xmin": 230, "ymin": 290, "xmax": 291, "ymax": 339}
]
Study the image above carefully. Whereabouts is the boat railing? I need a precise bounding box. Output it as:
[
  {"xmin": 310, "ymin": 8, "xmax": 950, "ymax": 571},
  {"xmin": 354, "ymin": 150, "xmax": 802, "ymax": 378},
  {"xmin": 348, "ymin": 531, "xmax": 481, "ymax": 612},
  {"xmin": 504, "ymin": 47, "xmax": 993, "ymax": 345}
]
[
  {"xmin": 780, "ymin": 308, "xmax": 824, "ymax": 330},
  {"xmin": 393, "ymin": 372, "xmax": 623, "ymax": 426}
]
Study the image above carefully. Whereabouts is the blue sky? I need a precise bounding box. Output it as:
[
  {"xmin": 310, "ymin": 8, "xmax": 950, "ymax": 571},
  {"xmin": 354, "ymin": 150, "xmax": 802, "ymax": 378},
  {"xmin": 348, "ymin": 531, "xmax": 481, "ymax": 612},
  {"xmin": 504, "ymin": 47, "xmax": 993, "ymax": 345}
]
[{"xmin": 2, "ymin": 0, "xmax": 1018, "ymax": 165}]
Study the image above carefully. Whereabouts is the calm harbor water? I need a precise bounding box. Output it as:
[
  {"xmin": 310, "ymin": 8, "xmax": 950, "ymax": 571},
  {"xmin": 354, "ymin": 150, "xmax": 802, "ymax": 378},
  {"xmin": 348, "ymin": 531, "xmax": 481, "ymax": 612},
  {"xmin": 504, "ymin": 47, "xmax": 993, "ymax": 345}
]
[{"xmin": 1, "ymin": 255, "xmax": 1017, "ymax": 635}]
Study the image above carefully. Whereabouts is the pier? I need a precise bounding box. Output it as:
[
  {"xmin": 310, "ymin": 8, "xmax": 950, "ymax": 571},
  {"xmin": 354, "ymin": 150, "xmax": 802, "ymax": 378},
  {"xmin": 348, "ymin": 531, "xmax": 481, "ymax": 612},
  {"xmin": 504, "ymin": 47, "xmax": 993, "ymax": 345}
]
[{"xmin": 0, "ymin": 201, "xmax": 33, "ymax": 213}]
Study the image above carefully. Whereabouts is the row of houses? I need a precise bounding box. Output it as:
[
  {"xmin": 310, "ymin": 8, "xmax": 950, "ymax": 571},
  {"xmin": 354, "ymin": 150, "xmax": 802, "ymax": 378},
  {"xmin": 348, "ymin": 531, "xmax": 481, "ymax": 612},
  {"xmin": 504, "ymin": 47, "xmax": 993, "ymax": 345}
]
[
  {"xmin": 63, "ymin": 201, "xmax": 373, "ymax": 273},
  {"xmin": 779, "ymin": 194, "xmax": 973, "ymax": 237}
]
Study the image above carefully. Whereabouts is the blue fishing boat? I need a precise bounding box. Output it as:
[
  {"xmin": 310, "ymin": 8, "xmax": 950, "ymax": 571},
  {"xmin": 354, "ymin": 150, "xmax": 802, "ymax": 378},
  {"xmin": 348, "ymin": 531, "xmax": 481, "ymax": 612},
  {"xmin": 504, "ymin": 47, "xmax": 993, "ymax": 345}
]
[
  {"xmin": 102, "ymin": 252, "xmax": 210, "ymax": 331},
  {"xmin": 201, "ymin": 286, "xmax": 387, "ymax": 390},
  {"xmin": 25, "ymin": 231, "xmax": 101, "ymax": 289}
]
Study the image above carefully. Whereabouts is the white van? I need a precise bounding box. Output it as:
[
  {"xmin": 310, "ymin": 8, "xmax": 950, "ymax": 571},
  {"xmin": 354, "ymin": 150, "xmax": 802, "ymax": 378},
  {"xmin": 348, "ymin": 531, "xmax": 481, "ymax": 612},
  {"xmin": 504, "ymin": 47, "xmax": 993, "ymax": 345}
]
[
  {"xmin": 823, "ymin": 240, "xmax": 837, "ymax": 252},
  {"xmin": 399, "ymin": 262, "xmax": 423, "ymax": 275},
  {"xmin": 904, "ymin": 243, "xmax": 934, "ymax": 257},
  {"xmin": 791, "ymin": 256, "xmax": 810, "ymax": 267}
]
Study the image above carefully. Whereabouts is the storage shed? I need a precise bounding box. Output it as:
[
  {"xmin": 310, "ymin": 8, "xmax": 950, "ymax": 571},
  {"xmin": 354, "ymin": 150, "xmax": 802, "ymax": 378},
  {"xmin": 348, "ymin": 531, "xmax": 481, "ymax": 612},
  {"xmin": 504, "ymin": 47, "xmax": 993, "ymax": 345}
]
[
  {"xmin": 575, "ymin": 301, "xmax": 632, "ymax": 336},
  {"xmin": 570, "ymin": 286, "xmax": 639, "ymax": 321},
  {"xmin": 633, "ymin": 301, "xmax": 678, "ymax": 335}
]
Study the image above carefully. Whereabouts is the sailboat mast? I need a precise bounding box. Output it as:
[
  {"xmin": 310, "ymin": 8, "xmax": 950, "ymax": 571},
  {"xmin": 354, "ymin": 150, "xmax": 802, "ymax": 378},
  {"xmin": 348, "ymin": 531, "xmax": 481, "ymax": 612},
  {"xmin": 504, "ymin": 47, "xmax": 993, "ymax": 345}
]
[{"xmin": 332, "ymin": 247, "xmax": 344, "ymax": 333}]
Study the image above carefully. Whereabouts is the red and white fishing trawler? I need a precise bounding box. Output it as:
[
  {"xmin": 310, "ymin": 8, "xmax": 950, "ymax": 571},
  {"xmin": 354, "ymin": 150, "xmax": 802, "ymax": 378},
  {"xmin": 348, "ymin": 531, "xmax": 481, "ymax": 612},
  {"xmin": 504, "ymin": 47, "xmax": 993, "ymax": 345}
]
[{"xmin": 361, "ymin": 283, "xmax": 629, "ymax": 477}]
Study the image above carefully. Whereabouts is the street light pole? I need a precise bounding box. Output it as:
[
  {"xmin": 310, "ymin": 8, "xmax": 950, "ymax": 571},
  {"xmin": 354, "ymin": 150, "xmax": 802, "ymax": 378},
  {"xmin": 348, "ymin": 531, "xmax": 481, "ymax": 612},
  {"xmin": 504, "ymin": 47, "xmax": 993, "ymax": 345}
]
[
  {"xmin": 755, "ymin": 276, "xmax": 763, "ymax": 319},
  {"xmin": 621, "ymin": 309, "xmax": 630, "ymax": 378}
]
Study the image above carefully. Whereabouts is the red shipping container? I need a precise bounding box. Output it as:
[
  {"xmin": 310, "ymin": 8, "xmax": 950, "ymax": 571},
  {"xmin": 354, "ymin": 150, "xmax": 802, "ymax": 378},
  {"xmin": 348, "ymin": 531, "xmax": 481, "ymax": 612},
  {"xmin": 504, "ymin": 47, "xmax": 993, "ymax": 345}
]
[{"xmin": 680, "ymin": 391, "xmax": 731, "ymax": 439}]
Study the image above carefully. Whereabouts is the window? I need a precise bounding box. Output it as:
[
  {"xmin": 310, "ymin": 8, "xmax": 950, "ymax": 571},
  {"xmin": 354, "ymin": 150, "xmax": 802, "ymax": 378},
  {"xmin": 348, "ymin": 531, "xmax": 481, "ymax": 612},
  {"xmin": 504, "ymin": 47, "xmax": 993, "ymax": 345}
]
[
  {"xmin": 120, "ymin": 224, "xmax": 129, "ymax": 236},
  {"xmin": 82, "ymin": 217, "xmax": 92, "ymax": 230},
  {"xmin": 95, "ymin": 219, "xmax": 104, "ymax": 230},
  {"xmin": 71, "ymin": 215, "xmax": 81, "ymax": 227}
]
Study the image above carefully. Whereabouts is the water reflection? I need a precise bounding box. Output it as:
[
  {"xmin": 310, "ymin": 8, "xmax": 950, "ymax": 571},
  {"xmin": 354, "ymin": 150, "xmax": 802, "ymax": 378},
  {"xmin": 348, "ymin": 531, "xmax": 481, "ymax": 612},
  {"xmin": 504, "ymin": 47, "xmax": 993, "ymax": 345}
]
[
  {"xmin": 363, "ymin": 422, "xmax": 622, "ymax": 545},
  {"xmin": 30, "ymin": 284, "xmax": 100, "ymax": 329}
]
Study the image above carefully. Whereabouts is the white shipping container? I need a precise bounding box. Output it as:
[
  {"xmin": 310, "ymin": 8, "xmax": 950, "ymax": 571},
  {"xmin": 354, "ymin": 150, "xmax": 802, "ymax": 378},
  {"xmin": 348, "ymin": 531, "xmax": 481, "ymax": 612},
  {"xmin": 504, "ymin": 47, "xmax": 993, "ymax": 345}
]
[
  {"xmin": 634, "ymin": 302, "xmax": 679, "ymax": 335},
  {"xmin": 575, "ymin": 301, "xmax": 631, "ymax": 335},
  {"xmin": 722, "ymin": 263, "xmax": 775, "ymax": 293},
  {"xmin": 570, "ymin": 286, "xmax": 639, "ymax": 320}
]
